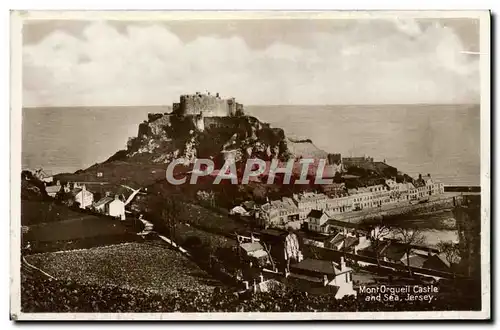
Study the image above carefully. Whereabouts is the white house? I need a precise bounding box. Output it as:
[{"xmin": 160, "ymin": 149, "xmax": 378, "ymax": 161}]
[
  {"xmin": 45, "ymin": 181, "xmax": 62, "ymax": 197},
  {"xmin": 109, "ymin": 196, "xmax": 126, "ymax": 220},
  {"xmin": 94, "ymin": 194, "xmax": 126, "ymax": 220},
  {"xmin": 71, "ymin": 184, "xmax": 94, "ymax": 209},
  {"xmin": 288, "ymin": 257, "xmax": 357, "ymax": 298},
  {"xmin": 307, "ymin": 210, "xmax": 329, "ymax": 233}
]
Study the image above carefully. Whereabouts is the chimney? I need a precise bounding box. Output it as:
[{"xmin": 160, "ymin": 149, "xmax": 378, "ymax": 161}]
[
  {"xmin": 114, "ymin": 194, "xmax": 119, "ymax": 200},
  {"xmin": 340, "ymin": 257, "xmax": 346, "ymax": 271},
  {"xmin": 82, "ymin": 184, "xmax": 86, "ymax": 191},
  {"xmin": 323, "ymin": 274, "xmax": 328, "ymax": 286}
]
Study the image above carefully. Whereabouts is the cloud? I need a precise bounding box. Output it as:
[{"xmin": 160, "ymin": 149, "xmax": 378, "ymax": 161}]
[{"xmin": 22, "ymin": 19, "xmax": 479, "ymax": 107}]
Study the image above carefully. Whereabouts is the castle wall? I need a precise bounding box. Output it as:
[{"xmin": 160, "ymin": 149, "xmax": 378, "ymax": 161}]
[
  {"xmin": 173, "ymin": 93, "xmax": 245, "ymax": 117},
  {"xmin": 173, "ymin": 103, "xmax": 181, "ymax": 114},
  {"xmin": 141, "ymin": 113, "xmax": 173, "ymax": 137},
  {"xmin": 235, "ymin": 103, "xmax": 244, "ymax": 116},
  {"xmin": 180, "ymin": 94, "xmax": 231, "ymax": 117}
]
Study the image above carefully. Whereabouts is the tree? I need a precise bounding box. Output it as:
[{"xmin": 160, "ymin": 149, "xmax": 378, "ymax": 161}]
[
  {"xmin": 437, "ymin": 240, "xmax": 460, "ymax": 277},
  {"xmin": 369, "ymin": 224, "xmax": 392, "ymax": 268},
  {"xmin": 148, "ymin": 194, "xmax": 183, "ymax": 248},
  {"xmin": 393, "ymin": 226, "xmax": 426, "ymax": 276},
  {"xmin": 454, "ymin": 195, "xmax": 481, "ymax": 279},
  {"xmin": 161, "ymin": 197, "xmax": 182, "ymax": 247}
]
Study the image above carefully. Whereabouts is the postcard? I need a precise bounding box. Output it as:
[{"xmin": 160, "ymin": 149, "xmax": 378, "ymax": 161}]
[{"xmin": 10, "ymin": 10, "xmax": 490, "ymax": 320}]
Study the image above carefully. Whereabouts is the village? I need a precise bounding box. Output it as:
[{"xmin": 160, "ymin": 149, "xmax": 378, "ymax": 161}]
[
  {"xmin": 19, "ymin": 93, "xmax": 481, "ymax": 311},
  {"xmin": 23, "ymin": 157, "xmax": 473, "ymax": 302}
]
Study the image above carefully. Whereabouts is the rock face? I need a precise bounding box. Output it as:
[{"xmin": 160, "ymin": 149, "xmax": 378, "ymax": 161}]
[
  {"xmin": 117, "ymin": 112, "xmax": 296, "ymax": 167},
  {"xmin": 105, "ymin": 94, "xmax": 331, "ymax": 172}
]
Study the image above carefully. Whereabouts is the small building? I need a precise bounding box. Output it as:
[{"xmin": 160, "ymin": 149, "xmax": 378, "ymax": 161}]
[
  {"xmin": 307, "ymin": 210, "xmax": 329, "ymax": 233},
  {"xmin": 239, "ymin": 241, "xmax": 270, "ymax": 266},
  {"xmin": 324, "ymin": 233, "xmax": 359, "ymax": 253},
  {"xmin": 258, "ymin": 197, "xmax": 300, "ymax": 228},
  {"xmin": 93, "ymin": 194, "xmax": 126, "ymax": 220},
  {"xmin": 45, "ymin": 181, "xmax": 62, "ymax": 197},
  {"xmin": 230, "ymin": 205, "xmax": 250, "ymax": 216},
  {"xmin": 288, "ymin": 257, "xmax": 357, "ymax": 298},
  {"xmin": 71, "ymin": 184, "xmax": 94, "ymax": 209},
  {"xmin": 424, "ymin": 252, "xmax": 460, "ymax": 273}
]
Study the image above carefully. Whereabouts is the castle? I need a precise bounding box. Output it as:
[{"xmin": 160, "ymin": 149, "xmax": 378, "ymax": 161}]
[
  {"xmin": 171, "ymin": 92, "xmax": 245, "ymax": 132},
  {"xmin": 139, "ymin": 92, "xmax": 246, "ymax": 136},
  {"xmin": 173, "ymin": 92, "xmax": 244, "ymax": 118}
]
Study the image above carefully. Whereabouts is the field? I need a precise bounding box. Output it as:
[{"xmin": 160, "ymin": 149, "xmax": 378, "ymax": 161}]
[
  {"xmin": 21, "ymin": 200, "xmax": 95, "ymax": 226},
  {"xmin": 22, "ymin": 200, "xmax": 142, "ymax": 253},
  {"xmin": 25, "ymin": 242, "xmax": 221, "ymax": 295},
  {"xmin": 25, "ymin": 216, "xmax": 132, "ymax": 242},
  {"xmin": 25, "ymin": 215, "xmax": 135, "ymax": 241}
]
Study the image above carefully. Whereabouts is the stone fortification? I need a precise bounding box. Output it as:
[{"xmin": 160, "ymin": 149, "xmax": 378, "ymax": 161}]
[{"xmin": 173, "ymin": 92, "xmax": 244, "ymax": 117}]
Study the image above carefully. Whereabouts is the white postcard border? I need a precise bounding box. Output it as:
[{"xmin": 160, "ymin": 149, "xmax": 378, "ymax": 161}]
[{"xmin": 9, "ymin": 10, "xmax": 491, "ymax": 321}]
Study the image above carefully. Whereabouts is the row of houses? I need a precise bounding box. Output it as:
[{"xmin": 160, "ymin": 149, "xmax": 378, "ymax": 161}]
[
  {"xmin": 256, "ymin": 175, "xmax": 444, "ymax": 229},
  {"xmin": 44, "ymin": 181, "xmax": 126, "ymax": 220},
  {"xmin": 235, "ymin": 230, "xmax": 357, "ymax": 299},
  {"xmin": 300, "ymin": 220, "xmax": 458, "ymax": 274}
]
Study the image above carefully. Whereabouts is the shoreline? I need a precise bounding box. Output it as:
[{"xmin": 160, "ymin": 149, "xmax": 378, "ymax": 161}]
[{"xmin": 332, "ymin": 193, "xmax": 465, "ymax": 225}]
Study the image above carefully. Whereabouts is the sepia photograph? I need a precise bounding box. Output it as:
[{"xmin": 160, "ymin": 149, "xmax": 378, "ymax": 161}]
[{"xmin": 10, "ymin": 10, "xmax": 490, "ymax": 320}]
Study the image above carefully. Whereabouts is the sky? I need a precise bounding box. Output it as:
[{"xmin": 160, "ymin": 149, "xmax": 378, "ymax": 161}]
[{"xmin": 22, "ymin": 17, "xmax": 480, "ymax": 107}]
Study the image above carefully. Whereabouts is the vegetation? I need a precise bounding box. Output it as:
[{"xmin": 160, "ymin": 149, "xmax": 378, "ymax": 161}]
[
  {"xmin": 368, "ymin": 224, "xmax": 391, "ymax": 268},
  {"xmin": 392, "ymin": 227, "xmax": 426, "ymax": 276},
  {"xmin": 22, "ymin": 274, "xmax": 479, "ymax": 313},
  {"xmin": 437, "ymin": 240, "xmax": 461, "ymax": 277}
]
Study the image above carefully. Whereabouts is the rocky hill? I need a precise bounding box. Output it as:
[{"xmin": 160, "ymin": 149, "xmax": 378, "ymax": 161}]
[
  {"xmin": 53, "ymin": 106, "xmax": 339, "ymax": 195},
  {"xmin": 105, "ymin": 112, "xmax": 329, "ymax": 169}
]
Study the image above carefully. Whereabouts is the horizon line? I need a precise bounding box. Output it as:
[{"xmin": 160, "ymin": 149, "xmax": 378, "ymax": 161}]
[{"xmin": 22, "ymin": 102, "xmax": 480, "ymax": 109}]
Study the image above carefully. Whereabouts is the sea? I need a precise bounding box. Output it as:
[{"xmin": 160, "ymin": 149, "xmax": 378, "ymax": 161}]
[{"xmin": 22, "ymin": 104, "xmax": 480, "ymax": 245}]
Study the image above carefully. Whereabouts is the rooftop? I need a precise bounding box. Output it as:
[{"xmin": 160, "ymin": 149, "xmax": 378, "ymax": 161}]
[
  {"xmin": 308, "ymin": 209, "xmax": 326, "ymax": 219},
  {"xmin": 45, "ymin": 185, "xmax": 61, "ymax": 194},
  {"xmin": 240, "ymin": 242, "xmax": 264, "ymax": 253},
  {"xmin": 293, "ymin": 192, "xmax": 328, "ymax": 203},
  {"xmin": 291, "ymin": 258, "xmax": 352, "ymax": 275},
  {"xmin": 94, "ymin": 196, "xmax": 114, "ymax": 208}
]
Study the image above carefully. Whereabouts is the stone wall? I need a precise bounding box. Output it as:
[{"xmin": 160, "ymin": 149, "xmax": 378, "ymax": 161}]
[
  {"xmin": 172, "ymin": 93, "xmax": 244, "ymax": 117},
  {"xmin": 179, "ymin": 94, "xmax": 231, "ymax": 116},
  {"xmin": 139, "ymin": 114, "xmax": 174, "ymax": 137}
]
